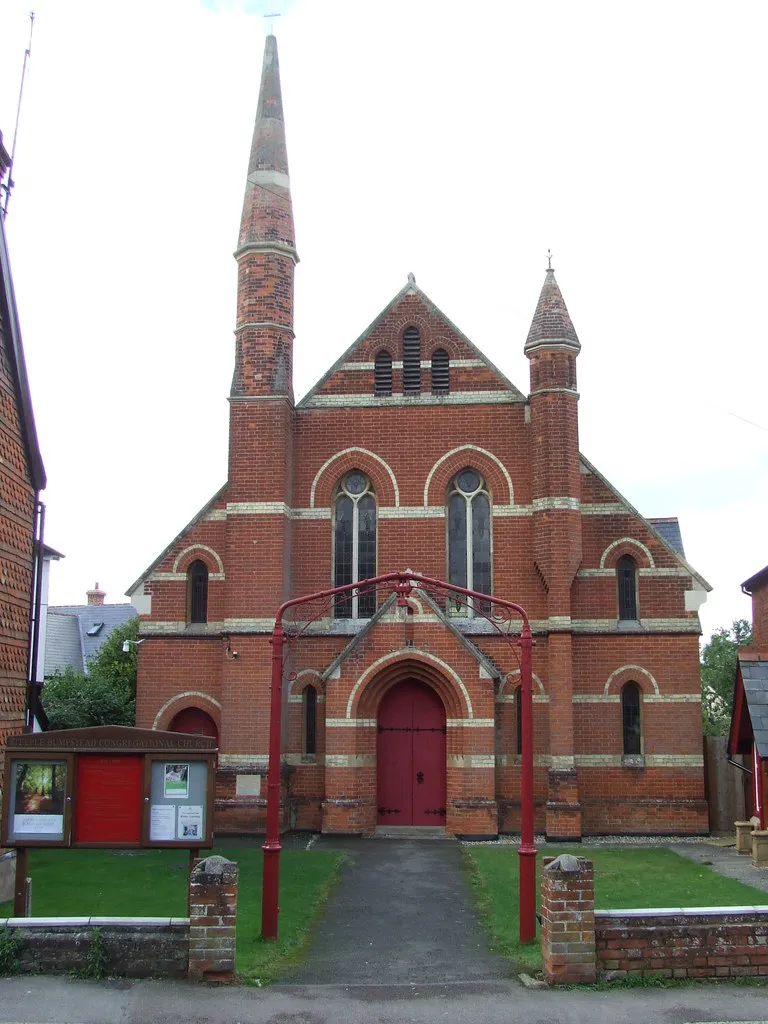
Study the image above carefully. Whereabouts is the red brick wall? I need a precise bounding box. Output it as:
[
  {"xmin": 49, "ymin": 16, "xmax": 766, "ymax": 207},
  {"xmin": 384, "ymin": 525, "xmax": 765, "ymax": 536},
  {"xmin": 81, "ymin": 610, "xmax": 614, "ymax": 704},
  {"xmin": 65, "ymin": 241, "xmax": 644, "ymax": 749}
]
[
  {"xmin": 751, "ymin": 578, "xmax": 768, "ymax": 652},
  {"xmin": 596, "ymin": 909, "xmax": 768, "ymax": 980},
  {"xmin": 0, "ymin": 298, "xmax": 36, "ymax": 796}
]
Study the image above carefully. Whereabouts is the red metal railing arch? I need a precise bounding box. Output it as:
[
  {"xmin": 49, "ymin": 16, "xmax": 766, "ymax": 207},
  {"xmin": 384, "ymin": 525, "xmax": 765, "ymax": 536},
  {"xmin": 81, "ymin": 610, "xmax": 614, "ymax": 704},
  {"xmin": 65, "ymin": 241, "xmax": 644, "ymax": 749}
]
[{"xmin": 262, "ymin": 570, "xmax": 537, "ymax": 943}]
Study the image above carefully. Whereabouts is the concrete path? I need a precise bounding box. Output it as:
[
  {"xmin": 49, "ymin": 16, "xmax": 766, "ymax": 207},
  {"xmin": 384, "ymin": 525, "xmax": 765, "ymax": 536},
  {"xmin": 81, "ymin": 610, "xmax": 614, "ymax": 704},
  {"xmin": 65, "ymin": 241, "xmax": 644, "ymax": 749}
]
[
  {"xmin": 670, "ymin": 841, "xmax": 768, "ymax": 895},
  {"xmin": 3, "ymin": 975, "xmax": 768, "ymax": 1024},
  {"xmin": 283, "ymin": 836, "xmax": 509, "ymax": 985}
]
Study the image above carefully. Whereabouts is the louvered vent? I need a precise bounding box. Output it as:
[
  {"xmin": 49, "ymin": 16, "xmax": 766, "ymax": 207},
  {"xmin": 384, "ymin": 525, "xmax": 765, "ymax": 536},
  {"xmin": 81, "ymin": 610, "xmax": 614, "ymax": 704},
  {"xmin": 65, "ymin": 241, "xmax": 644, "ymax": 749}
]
[
  {"xmin": 403, "ymin": 327, "xmax": 421, "ymax": 394},
  {"xmin": 374, "ymin": 350, "xmax": 392, "ymax": 396},
  {"xmin": 431, "ymin": 348, "xmax": 449, "ymax": 393}
]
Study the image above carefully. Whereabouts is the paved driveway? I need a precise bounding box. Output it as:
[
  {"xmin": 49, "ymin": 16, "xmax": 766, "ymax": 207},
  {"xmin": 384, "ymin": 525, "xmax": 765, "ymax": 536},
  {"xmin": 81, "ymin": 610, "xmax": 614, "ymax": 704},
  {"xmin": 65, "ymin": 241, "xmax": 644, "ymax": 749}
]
[{"xmin": 282, "ymin": 836, "xmax": 510, "ymax": 985}]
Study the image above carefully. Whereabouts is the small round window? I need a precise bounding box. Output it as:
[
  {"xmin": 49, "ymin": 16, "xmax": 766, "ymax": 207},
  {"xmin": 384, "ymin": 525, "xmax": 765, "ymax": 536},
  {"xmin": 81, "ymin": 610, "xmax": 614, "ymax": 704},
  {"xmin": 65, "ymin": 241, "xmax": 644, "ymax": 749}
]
[
  {"xmin": 456, "ymin": 469, "xmax": 481, "ymax": 494},
  {"xmin": 343, "ymin": 472, "xmax": 368, "ymax": 496}
]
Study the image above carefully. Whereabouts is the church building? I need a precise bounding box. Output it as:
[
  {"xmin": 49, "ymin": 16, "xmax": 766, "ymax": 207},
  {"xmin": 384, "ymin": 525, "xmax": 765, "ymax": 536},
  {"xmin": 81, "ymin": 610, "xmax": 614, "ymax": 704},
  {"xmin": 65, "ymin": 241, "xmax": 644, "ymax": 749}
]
[{"xmin": 131, "ymin": 35, "xmax": 711, "ymax": 840}]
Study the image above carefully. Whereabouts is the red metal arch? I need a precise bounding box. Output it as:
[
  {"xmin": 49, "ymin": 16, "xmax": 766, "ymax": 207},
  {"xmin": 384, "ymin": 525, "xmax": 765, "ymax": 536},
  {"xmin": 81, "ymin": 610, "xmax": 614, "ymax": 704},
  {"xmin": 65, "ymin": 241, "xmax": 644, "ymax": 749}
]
[{"xmin": 262, "ymin": 570, "xmax": 536, "ymax": 945}]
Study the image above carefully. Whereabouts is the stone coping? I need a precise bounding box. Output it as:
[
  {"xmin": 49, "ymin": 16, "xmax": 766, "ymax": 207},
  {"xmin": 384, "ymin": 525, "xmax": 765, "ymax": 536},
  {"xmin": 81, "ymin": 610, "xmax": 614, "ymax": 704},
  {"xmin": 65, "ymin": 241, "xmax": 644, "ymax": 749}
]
[
  {"xmin": 1, "ymin": 917, "xmax": 190, "ymax": 928},
  {"xmin": 596, "ymin": 906, "xmax": 768, "ymax": 918}
]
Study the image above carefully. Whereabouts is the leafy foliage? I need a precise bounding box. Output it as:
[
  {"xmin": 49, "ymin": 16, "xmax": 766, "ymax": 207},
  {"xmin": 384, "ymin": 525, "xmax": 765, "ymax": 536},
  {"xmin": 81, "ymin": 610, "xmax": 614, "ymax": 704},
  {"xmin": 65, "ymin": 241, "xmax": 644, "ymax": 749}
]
[
  {"xmin": 701, "ymin": 619, "xmax": 752, "ymax": 736},
  {"xmin": 42, "ymin": 619, "xmax": 138, "ymax": 730},
  {"xmin": 0, "ymin": 926, "xmax": 20, "ymax": 975}
]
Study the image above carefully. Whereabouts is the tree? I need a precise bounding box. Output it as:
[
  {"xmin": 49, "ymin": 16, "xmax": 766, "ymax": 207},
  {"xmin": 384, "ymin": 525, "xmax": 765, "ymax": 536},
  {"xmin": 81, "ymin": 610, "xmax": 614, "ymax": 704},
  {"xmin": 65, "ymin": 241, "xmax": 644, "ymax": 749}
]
[
  {"xmin": 701, "ymin": 619, "xmax": 752, "ymax": 736},
  {"xmin": 42, "ymin": 618, "xmax": 139, "ymax": 730}
]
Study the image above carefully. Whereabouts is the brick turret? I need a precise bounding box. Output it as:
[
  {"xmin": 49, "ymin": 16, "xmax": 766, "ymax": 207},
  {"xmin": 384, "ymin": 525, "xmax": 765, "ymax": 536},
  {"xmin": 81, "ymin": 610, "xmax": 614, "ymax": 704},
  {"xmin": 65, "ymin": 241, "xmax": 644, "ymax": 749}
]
[
  {"xmin": 525, "ymin": 265, "xmax": 583, "ymax": 839},
  {"xmin": 232, "ymin": 32, "xmax": 297, "ymax": 402}
]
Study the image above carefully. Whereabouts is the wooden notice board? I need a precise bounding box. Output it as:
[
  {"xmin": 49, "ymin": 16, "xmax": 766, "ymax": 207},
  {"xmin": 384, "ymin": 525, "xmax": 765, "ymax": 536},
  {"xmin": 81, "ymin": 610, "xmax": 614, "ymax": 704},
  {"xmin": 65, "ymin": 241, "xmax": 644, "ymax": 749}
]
[{"xmin": 1, "ymin": 725, "xmax": 217, "ymax": 849}]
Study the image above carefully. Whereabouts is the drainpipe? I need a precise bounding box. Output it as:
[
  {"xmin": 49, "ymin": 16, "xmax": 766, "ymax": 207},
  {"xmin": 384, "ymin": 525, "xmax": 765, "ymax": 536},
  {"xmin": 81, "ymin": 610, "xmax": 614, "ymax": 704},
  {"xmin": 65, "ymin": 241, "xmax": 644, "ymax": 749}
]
[{"xmin": 25, "ymin": 497, "xmax": 45, "ymax": 731}]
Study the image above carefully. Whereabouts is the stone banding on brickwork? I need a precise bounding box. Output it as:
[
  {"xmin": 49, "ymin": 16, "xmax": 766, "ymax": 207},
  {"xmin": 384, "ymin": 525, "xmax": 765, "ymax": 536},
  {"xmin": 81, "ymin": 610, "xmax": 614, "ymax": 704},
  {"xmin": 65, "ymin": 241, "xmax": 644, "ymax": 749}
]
[
  {"xmin": 309, "ymin": 446, "xmax": 399, "ymax": 507},
  {"xmin": 599, "ymin": 536, "xmax": 654, "ymax": 569},
  {"xmin": 172, "ymin": 544, "xmax": 225, "ymax": 576},
  {"xmin": 153, "ymin": 691, "xmax": 222, "ymax": 731},
  {"xmin": 423, "ymin": 444, "xmax": 514, "ymax": 507},
  {"xmin": 348, "ymin": 650, "xmax": 473, "ymax": 720},
  {"xmin": 603, "ymin": 664, "xmax": 659, "ymax": 696}
]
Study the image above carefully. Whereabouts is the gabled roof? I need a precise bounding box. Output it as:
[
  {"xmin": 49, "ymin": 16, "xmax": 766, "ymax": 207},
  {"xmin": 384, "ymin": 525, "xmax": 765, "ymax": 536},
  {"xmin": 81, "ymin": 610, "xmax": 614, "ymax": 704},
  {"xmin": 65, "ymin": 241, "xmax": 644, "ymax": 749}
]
[
  {"xmin": 319, "ymin": 588, "xmax": 500, "ymax": 682},
  {"xmin": 580, "ymin": 454, "xmax": 711, "ymax": 592},
  {"xmin": 742, "ymin": 565, "xmax": 768, "ymax": 595},
  {"xmin": 0, "ymin": 133, "xmax": 45, "ymax": 491},
  {"xmin": 125, "ymin": 483, "xmax": 227, "ymax": 596},
  {"xmin": 297, "ymin": 275, "xmax": 526, "ymax": 408},
  {"xmin": 46, "ymin": 603, "xmax": 137, "ymax": 676},
  {"xmin": 729, "ymin": 656, "xmax": 768, "ymax": 759}
]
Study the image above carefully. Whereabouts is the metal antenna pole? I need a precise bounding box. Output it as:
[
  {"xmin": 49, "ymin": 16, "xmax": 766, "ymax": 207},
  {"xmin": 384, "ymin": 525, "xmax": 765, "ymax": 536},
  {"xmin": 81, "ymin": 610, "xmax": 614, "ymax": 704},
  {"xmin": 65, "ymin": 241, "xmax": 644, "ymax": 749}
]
[{"xmin": 2, "ymin": 11, "xmax": 36, "ymax": 219}]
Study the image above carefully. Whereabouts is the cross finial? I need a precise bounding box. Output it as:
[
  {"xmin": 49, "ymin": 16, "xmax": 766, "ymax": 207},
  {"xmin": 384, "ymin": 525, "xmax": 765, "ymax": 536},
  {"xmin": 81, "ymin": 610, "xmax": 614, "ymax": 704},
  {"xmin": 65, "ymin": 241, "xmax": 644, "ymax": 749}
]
[
  {"xmin": 264, "ymin": 12, "xmax": 281, "ymax": 35},
  {"xmin": 547, "ymin": 249, "xmax": 553, "ymax": 271}
]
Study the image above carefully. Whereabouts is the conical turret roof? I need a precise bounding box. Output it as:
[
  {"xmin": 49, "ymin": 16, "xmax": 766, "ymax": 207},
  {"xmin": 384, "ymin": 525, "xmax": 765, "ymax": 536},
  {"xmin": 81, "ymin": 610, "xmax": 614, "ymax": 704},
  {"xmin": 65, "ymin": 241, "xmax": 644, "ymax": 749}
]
[
  {"xmin": 237, "ymin": 34, "xmax": 296, "ymax": 256},
  {"xmin": 524, "ymin": 268, "xmax": 580, "ymax": 353}
]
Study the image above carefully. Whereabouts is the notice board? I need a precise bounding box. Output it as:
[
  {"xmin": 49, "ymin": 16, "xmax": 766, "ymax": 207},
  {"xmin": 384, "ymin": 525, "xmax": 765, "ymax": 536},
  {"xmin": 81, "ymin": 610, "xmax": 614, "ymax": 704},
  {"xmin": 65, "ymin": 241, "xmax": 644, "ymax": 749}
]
[{"xmin": 1, "ymin": 726, "xmax": 216, "ymax": 849}]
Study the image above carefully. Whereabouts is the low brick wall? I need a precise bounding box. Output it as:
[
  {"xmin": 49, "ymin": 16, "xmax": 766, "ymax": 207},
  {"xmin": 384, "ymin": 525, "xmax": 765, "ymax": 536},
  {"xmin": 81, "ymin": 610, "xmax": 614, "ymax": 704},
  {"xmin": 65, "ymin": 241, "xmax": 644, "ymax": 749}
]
[
  {"xmin": 596, "ymin": 907, "xmax": 768, "ymax": 980},
  {"xmin": 0, "ymin": 853, "xmax": 239, "ymax": 981},
  {"xmin": 0, "ymin": 917, "xmax": 189, "ymax": 978},
  {"xmin": 540, "ymin": 855, "xmax": 768, "ymax": 985}
]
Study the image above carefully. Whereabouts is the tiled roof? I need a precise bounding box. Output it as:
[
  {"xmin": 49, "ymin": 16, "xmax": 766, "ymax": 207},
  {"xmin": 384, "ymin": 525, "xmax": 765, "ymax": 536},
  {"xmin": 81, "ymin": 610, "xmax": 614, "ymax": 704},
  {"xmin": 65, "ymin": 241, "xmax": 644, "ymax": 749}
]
[
  {"xmin": 45, "ymin": 604, "xmax": 137, "ymax": 675},
  {"xmin": 648, "ymin": 517, "xmax": 685, "ymax": 558},
  {"xmin": 524, "ymin": 269, "xmax": 580, "ymax": 351},
  {"xmin": 740, "ymin": 659, "xmax": 768, "ymax": 759}
]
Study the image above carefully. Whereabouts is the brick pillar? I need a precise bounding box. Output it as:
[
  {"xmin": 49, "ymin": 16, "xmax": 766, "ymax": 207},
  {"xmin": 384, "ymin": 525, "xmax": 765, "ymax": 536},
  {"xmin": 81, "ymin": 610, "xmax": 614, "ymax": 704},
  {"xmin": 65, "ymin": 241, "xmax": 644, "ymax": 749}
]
[
  {"xmin": 540, "ymin": 854, "xmax": 596, "ymax": 985},
  {"xmin": 188, "ymin": 855, "xmax": 238, "ymax": 982}
]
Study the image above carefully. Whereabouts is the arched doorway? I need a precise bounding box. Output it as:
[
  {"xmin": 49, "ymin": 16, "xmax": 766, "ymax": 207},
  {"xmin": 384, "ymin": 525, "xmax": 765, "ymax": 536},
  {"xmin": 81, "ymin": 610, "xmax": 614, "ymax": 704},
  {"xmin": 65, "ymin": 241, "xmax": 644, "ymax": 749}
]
[
  {"xmin": 377, "ymin": 680, "xmax": 446, "ymax": 826},
  {"xmin": 169, "ymin": 706, "xmax": 218, "ymax": 741}
]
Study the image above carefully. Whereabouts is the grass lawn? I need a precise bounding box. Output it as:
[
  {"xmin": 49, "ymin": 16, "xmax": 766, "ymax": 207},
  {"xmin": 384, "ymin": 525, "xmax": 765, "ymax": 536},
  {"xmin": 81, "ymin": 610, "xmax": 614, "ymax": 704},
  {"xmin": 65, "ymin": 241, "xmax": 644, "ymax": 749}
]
[
  {"xmin": 464, "ymin": 844, "xmax": 768, "ymax": 975},
  {"xmin": 0, "ymin": 845, "xmax": 343, "ymax": 984}
]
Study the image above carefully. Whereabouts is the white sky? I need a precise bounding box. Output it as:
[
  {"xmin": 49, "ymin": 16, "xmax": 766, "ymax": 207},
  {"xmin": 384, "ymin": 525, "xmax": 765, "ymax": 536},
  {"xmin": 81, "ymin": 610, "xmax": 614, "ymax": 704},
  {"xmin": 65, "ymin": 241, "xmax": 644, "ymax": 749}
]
[{"xmin": 1, "ymin": 0, "xmax": 765, "ymax": 642}]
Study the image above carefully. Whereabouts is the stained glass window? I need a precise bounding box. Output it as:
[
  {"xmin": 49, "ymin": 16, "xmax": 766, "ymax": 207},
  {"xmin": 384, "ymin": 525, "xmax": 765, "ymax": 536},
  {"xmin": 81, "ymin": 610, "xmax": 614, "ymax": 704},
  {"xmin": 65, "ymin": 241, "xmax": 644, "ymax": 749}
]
[
  {"xmin": 334, "ymin": 472, "xmax": 377, "ymax": 618},
  {"xmin": 447, "ymin": 469, "xmax": 492, "ymax": 615}
]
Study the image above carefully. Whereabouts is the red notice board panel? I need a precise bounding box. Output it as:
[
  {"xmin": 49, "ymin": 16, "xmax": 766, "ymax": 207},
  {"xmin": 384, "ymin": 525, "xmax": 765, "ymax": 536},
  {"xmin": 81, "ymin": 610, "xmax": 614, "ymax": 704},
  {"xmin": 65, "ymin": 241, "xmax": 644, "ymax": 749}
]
[{"xmin": 74, "ymin": 755, "xmax": 144, "ymax": 845}]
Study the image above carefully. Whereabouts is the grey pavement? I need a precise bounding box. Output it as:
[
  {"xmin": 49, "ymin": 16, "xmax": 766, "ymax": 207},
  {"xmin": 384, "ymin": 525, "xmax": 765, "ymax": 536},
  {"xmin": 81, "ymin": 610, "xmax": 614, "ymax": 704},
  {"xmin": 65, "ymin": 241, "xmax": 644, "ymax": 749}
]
[
  {"xmin": 670, "ymin": 841, "xmax": 768, "ymax": 894},
  {"xmin": 283, "ymin": 836, "xmax": 509, "ymax": 984},
  {"xmin": 2, "ymin": 975, "xmax": 768, "ymax": 1024}
]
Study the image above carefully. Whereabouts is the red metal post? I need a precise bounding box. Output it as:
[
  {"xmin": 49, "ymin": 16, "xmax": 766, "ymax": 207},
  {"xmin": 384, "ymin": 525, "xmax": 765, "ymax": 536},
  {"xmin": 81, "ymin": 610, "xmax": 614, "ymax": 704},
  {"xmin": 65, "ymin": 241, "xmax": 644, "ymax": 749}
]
[
  {"xmin": 518, "ymin": 621, "xmax": 537, "ymax": 942},
  {"xmin": 261, "ymin": 618, "xmax": 285, "ymax": 940}
]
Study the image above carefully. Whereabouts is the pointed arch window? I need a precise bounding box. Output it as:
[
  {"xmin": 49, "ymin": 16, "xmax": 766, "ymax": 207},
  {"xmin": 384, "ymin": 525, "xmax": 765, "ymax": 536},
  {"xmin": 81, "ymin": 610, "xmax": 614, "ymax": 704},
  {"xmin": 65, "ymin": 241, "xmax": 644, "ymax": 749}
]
[
  {"xmin": 303, "ymin": 685, "xmax": 317, "ymax": 756},
  {"xmin": 187, "ymin": 560, "xmax": 208, "ymax": 624},
  {"xmin": 431, "ymin": 348, "xmax": 449, "ymax": 394},
  {"xmin": 403, "ymin": 326, "xmax": 421, "ymax": 394},
  {"xmin": 447, "ymin": 468, "xmax": 491, "ymax": 615},
  {"xmin": 621, "ymin": 682, "xmax": 642, "ymax": 755},
  {"xmin": 617, "ymin": 554, "xmax": 638, "ymax": 621},
  {"xmin": 334, "ymin": 471, "xmax": 377, "ymax": 619},
  {"xmin": 374, "ymin": 350, "xmax": 392, "ymax": 396}
]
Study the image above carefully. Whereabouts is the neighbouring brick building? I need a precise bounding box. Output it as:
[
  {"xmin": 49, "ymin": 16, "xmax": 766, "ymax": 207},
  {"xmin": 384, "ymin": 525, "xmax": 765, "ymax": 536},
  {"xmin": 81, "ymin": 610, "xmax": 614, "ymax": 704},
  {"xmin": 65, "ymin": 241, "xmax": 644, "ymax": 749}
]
[
  {"xmin": 131, "ymin": 35, "xmax": 711, "ymax": 839},
  {"xmin": 728, "ymin": 565, "xmax": 768, "ymax": 829},
  {"xmin": 0, "ymin": 133, "xmax": 46, "ymax": 797}
]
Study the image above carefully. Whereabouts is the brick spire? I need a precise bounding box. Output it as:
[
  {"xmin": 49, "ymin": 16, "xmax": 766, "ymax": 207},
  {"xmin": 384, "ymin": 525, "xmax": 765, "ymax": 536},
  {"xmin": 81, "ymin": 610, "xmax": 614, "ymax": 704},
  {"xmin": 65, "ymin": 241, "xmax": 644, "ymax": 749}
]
[
  {"xmin": 237, "ymin": 33, "xmax": 296, "ymax": 255},
  {"xmin": 232, "ymin": 33, "xmax": 298, "ymax": 398},
  {"xmin": 524, "ymin": 268, "xmax": 580, "ymax": 354}
]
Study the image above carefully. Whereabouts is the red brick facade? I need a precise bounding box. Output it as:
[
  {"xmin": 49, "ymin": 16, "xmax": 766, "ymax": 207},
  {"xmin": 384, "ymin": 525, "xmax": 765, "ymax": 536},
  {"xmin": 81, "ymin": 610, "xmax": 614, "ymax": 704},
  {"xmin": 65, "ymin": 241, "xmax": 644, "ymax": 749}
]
[
  {"xmin": 0, "ymin": 134, "xmax": 45, "ymax": 798},
  {"xmin": 132, "ymin": 36, "xmax": 710, "ymax": 839}
]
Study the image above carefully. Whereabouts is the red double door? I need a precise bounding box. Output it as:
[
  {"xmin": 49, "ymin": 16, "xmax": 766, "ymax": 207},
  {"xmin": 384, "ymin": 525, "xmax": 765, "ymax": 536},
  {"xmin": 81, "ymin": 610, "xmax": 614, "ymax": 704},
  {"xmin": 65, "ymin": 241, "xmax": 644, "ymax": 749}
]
[{"xmin": 377, "ymin": 680, "xmax": 446, "ymax": 826}]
